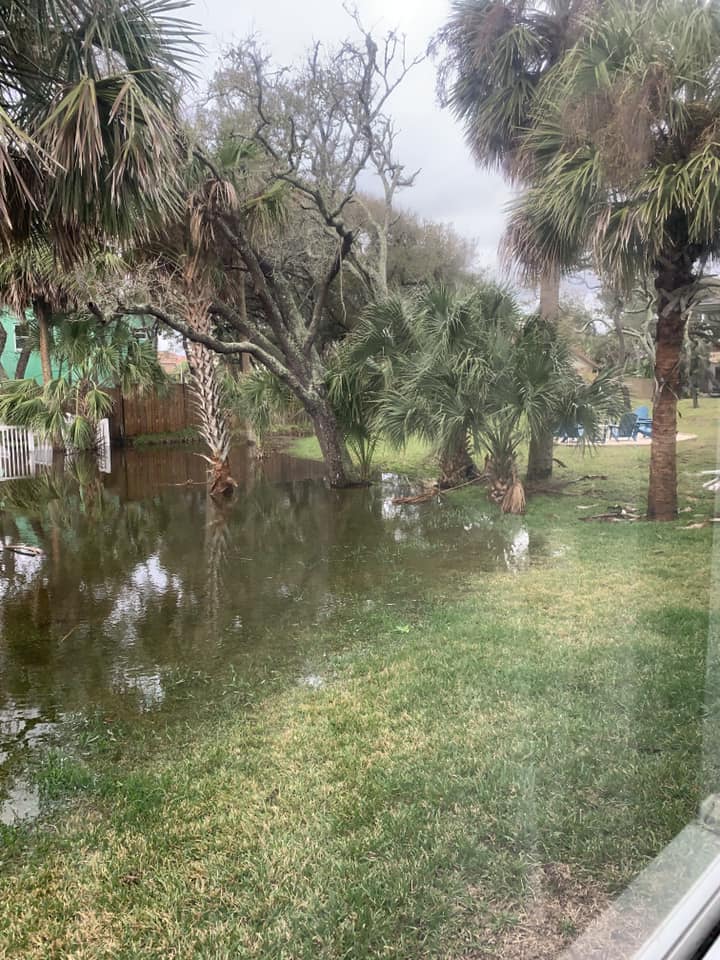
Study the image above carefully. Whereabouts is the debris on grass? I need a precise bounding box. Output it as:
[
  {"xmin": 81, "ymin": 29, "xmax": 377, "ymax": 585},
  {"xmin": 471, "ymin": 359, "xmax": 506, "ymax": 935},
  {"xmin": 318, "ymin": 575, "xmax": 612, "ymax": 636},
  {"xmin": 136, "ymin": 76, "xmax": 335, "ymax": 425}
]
[{"xmin": 579, "ymin": 505, "xmax": 641, "ymax": 522}]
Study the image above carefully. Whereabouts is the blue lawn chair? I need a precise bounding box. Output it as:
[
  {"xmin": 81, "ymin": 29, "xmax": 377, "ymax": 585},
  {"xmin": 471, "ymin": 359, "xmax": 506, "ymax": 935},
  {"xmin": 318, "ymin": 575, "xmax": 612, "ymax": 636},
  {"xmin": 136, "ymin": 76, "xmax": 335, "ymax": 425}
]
[
  {"xmin": 609, "ymin": 412, "xmax": 639, "ymax": 440},
  {"xmin": 634, "ymin": 405, "xmax": 653, "ymax": 437}
]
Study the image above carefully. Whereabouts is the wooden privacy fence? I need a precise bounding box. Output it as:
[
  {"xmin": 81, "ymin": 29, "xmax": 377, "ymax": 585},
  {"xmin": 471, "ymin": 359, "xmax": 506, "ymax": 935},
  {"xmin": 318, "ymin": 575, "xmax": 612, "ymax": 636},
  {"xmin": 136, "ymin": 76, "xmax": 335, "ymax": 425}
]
[{"xmin": 107, "ymin": 383, "xmax": 200, "ymax": 443}]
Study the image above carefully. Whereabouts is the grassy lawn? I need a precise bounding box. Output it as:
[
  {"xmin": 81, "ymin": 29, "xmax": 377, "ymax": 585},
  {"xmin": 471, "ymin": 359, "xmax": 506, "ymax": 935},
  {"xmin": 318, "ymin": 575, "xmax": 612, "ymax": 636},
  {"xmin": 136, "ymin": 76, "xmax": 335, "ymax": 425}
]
[
  {"xmin": 289, "ymin": 434, "xmax": 438, "ymax": 479},
  {"xmin": 0, "ymin": 400, "xmax": 717, "ymax": 959}
]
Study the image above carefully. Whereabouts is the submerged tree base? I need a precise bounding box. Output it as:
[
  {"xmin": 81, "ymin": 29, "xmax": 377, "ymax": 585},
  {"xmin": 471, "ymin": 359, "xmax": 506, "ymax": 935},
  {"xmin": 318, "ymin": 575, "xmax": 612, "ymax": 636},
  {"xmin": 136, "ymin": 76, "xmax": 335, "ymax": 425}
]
[{"xmin": 209, "ymin": 459, "xmax": 236, "ymax": 498}]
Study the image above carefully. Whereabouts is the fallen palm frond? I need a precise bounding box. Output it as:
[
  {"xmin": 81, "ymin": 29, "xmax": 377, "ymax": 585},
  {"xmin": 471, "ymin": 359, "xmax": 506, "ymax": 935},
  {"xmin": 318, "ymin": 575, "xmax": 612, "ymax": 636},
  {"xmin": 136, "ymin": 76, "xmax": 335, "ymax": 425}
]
[
  {"xmin": 528, "ymin": 475, "xmax": 609, "ymax": 495},
  {"xmin": 391, "ymin": 473, "xmax": 489, "ymax": 506},
  {"xmin": 391, "ymin": 490, "xmax": 440, "ymax": 505},
  {"xmin": 579, "ymin": 505, "xmax": 642, "ymax": 522}
]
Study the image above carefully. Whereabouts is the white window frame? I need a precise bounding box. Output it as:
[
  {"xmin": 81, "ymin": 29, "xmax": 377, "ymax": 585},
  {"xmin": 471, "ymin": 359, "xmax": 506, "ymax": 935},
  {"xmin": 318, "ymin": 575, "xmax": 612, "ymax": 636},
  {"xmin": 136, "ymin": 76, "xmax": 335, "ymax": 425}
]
[{"xmin": 12, "ymin": 320, "xmax": 29, "ymax": 353}]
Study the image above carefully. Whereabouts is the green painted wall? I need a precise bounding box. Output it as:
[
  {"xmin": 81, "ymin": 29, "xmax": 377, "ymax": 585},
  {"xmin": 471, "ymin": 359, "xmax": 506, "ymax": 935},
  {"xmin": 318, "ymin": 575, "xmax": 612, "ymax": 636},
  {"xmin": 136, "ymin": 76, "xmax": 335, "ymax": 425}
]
[
  {"xmin": 0, "ymin": 310, "xmax": 150, "ymax": 383},
  {"xmin": 0, "ymin": 310, "xmax": 60, "ymax": 383}
]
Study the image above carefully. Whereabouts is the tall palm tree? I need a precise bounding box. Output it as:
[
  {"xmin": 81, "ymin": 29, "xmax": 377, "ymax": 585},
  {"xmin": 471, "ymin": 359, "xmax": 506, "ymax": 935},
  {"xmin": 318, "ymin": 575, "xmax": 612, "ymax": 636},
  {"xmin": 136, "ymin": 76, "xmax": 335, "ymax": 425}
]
[
  {"xmin": 436, "ymin": 0, "xmax": 589, "ymax": 482},
  {"xmin": 0, "ymin": 0, "xmax": 195, "ymax": 256},
  {"xmin": 184, "ymin": 299, "xmax": 235, "ymax": 498},
  {"xmin": 507, "ymin": 0, "xmax": 720, "ymax": 519},
  {"xmin": 0, "ymin": 0, "xmax": 196, "ymax": 399}
]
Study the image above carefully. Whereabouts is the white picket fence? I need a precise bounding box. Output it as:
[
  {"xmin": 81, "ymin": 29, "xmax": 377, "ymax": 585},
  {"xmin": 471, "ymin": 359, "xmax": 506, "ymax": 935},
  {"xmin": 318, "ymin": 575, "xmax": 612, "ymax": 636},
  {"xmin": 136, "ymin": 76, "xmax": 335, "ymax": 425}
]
[
  {"xmin": 0, "ymin": 426, "xmax": 53, "ymax": 480},
  {"xmin": 0, "ymin": 418, "xmax": 111, "ymax": 481}
]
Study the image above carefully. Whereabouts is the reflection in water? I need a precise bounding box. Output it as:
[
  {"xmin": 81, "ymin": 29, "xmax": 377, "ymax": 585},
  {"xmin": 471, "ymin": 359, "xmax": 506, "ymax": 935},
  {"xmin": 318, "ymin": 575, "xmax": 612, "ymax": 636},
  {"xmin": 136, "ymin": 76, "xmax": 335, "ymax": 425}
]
[
  {"xmin": 0, "ymin": 444, "xmax": 545, "ymax": 816},
  {"xmin": 0, "ymin": 778, "xmax": 39, "ymax": 825}
]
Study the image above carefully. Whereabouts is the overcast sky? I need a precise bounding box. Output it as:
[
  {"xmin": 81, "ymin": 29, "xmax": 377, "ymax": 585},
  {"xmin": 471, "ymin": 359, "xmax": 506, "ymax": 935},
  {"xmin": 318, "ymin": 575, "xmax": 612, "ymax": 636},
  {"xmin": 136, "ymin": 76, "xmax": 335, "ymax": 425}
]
[{"xmin": 187, "ymin": 0, "xmax": 513, "ymax": 272}]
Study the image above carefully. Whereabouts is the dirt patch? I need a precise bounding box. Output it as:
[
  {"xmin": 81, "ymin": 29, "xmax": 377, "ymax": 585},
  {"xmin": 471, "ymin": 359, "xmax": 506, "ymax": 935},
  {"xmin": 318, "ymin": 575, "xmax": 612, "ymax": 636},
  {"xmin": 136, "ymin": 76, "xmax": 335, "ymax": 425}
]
[{"xmin": 463, "ymin": 863, "xmax": 610, "ymax": 960}]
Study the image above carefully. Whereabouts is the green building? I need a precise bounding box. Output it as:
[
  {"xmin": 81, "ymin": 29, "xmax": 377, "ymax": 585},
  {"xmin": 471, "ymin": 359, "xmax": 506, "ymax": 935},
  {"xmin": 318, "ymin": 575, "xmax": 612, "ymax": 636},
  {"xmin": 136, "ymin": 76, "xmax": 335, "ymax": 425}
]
[
  {"xmin": 0, "ymin": 309, "xmax": 154, "ymax": 383},
  {"xmin": 0, "ymin": 310, "xmax": 61, "ymax": 382}
]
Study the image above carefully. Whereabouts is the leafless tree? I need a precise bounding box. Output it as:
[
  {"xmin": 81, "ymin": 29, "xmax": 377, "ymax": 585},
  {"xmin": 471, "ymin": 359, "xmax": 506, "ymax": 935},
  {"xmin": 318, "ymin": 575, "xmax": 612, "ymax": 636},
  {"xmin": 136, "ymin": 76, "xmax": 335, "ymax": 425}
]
[{"xmin": 122, "ymin": 13, "xmax": 421, "ymax": 487}]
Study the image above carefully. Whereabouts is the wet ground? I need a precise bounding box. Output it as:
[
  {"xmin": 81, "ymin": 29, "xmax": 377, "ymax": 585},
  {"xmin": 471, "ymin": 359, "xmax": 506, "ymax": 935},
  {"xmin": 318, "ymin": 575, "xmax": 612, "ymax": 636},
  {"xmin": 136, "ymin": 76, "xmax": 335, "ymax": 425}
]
[{"xmin": 0, "ymin": 444, "xmax": 545, "ymax": 824}]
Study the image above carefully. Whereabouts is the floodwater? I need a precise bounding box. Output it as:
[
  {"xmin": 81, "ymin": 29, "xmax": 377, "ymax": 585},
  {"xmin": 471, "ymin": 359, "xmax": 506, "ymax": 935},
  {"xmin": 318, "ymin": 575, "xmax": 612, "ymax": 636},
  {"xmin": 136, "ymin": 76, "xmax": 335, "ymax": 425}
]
[{"xmin": 0, "ymin": 444, "xmax": 544, "ymax": 823}]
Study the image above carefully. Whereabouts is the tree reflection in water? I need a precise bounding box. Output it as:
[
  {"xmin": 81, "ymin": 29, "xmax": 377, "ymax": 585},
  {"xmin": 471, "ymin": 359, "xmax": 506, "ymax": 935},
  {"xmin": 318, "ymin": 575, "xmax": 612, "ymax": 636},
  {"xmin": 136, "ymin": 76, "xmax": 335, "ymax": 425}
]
[{"xmin": 0, "ymin": 446, "xmax": 545, "ymax": 800}]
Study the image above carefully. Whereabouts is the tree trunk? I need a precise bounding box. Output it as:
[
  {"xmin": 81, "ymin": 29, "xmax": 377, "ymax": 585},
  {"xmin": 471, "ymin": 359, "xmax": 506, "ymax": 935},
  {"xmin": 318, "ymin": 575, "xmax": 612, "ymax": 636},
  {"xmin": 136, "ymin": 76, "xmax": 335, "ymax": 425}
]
[
  {"xmin": 0, "ymin": 323, "xmax": 8, "ymax": 379},
  {"xmin": 34, "ymin": 298, "xmax": 52, "ymax": 385},
  {"xmin": 305, "ymin": 388, "xmax": 353, "ymax": 487},
  {"xmin": 308, "ymin": 394, "xmax": 355, "ymax": 488},
  {"xmin": 209, "ymin": 458, "xmax": 235, "ymax": 498},
  {"xmin": 185, "ymin": 303, "xmax": 235, "ymax": 498},
  {"xmin": 526, "ymin": 426, "xmax": 555, "ymax": 486},
  {"xmin": 538, "ymin": 269, "xmax": 560, "ymax": 319},
  {"xmin": 438, "ymin": 439, "xmax": 477, "ymax": 489},
  {"xmin": 647, "ymin": 252, "xmax": 694, "ymax": 521},
  {"xmin": 15, "ymin": 341, "xmax": 31, "ymax": 379},
  {"xmin": 526, "ymin": 267, "xmax": 560, "ymax": 483},
  {"xmin": 612, "ymin": 313, "xmax": 627, "ymax": 370}
]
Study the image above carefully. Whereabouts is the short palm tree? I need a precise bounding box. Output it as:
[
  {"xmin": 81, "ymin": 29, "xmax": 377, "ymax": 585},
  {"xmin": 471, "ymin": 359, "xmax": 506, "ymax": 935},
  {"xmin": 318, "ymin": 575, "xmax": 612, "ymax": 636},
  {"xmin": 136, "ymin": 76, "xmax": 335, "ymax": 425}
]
[
  {"xmin": 349, "ymin": 284, "xmax": 623, "ymax": 511},
  {"xmin": 0, "ymin": 318, "xmax": 165, "ymax": 450},
  {"xmin": 436, "ymin": 0, "xmax": 589, "ymax": 482},
  {"xmin": 508, "ymin": 0, "xmax": 720, "ymax": 519},
  {"xmin": 234, "ymin": 364, "xmax": 303, "ymax": 458},
  {"xmin": 347, "ymin": 284, "xmax": 513, "ymax": 489}
]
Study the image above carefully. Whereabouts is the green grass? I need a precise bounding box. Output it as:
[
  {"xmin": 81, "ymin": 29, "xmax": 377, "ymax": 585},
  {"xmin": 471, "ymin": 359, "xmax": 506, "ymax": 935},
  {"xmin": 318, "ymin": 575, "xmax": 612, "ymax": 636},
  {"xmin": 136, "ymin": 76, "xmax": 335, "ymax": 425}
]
[
  {"xmin": 0, "ymin": 400, "xmax": 718, "ymax": 958},
  {"xmin": 128, "ymin": 426, "xmax": 199, "ymax": 446},
  {"xmin": 289, "ymin": 434, "xmax": 437, "ymax": 478}
]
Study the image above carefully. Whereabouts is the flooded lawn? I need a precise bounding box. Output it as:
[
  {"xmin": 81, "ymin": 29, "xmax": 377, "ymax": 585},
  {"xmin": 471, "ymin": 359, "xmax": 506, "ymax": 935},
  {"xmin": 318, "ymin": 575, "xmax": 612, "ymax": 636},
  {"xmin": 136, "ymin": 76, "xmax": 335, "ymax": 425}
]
[{"xmin": 0, "ymin": 444, "xmax": 542, "ymax": 822}]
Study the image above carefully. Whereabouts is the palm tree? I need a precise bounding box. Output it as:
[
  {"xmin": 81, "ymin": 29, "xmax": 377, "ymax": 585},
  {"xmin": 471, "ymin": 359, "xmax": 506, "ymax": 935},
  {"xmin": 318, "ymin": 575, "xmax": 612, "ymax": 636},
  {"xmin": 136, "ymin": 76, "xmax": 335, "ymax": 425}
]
[
  {"xmin": 0, "ymin": 0, "xmax": 195, "ymax": 256},
  {"xmin": 347, "ymin": 284, "xmax": 509, "ymax": 489},
  {"xmin": 349, "ymin": 284, "xmax": 622, "ymax": 510},
  {"xmin": 436, "ymin": 0, "xmax": 589, "ymax": 483},
  {"xmin": 507, "ymin": 0, "xmax": 720, "ymax": 519},
  {"xmin": 184, "ymin": 299, "xmax": 235, "ymax": 498},
  {"xmin": 0, "ymin": 317, "xmax": 166, "ymax": 450},
  {"xmin": 0, "ymin": 239, "xmax": 124, "ymax": 383},
  {"xmin": 234, "ymin": 364, "xmax": 303, "ymax": 458},
  {"xmin": 0, "ymin": 239, "xmax": 55, "ymax": 383}
]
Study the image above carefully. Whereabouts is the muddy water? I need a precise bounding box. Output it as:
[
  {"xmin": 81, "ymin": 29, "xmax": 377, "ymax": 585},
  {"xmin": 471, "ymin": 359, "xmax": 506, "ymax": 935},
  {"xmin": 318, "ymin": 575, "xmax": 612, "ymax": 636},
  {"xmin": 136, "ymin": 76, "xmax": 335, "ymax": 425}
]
[{"xmin": 0, "ymin": 444, "xmax": 544, "ymax": 823}]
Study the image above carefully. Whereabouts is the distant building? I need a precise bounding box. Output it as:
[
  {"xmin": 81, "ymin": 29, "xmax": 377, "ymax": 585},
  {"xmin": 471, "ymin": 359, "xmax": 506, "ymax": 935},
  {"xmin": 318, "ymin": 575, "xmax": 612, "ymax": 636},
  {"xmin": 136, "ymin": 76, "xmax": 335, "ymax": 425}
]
[{"xmin": 156, "ymin": 349, "xmax": 187, "ymax": 379}]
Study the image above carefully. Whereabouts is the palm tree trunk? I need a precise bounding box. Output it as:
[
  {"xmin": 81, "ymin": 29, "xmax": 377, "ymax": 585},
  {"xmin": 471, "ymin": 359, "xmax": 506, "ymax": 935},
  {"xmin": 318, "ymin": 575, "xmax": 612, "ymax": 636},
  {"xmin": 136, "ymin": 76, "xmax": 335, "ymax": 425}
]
[
  {"xmin": 15, "ymin": 341, "xmax": 31, "ymax": 379},
  {"xmin": 526, "ymin": 268, "xmax": 561, "ymax": 484},
  {"xmin": 185, "ymin": 302, "xmax": 235, "ymax": 498},
  {"xmin": 0, "ymin": 323, "xmax": 8, "ymax": 379},
  {"xmin": 647, "ymin": 252, "xmax": 693, "ymax": 521},
  {"xmin": 438, "ymin": 438, "xmax": 477, "ymax": 489},
  {"xmin": 34, "ymin": 298, "xmax": 52, "ymax": 385}
]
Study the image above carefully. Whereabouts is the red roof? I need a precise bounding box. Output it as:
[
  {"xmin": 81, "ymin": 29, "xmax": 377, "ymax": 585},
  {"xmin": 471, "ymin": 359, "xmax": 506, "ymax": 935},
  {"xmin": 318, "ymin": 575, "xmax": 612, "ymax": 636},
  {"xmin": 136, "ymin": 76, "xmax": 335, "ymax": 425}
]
[{"xmin": 157, "ymin": 350, "xmax": 186, "ymax": 373}]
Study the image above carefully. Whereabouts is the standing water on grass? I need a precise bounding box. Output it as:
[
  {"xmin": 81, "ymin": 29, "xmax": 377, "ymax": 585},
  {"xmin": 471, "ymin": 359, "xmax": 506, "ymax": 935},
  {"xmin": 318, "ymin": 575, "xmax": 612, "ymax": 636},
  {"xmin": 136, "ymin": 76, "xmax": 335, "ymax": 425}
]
[{"xmin": 0, "ymin": 445, "xmax": 543, "ymax": 822}]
